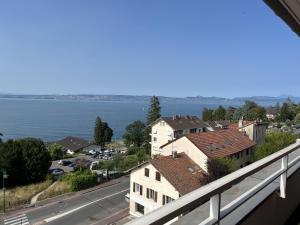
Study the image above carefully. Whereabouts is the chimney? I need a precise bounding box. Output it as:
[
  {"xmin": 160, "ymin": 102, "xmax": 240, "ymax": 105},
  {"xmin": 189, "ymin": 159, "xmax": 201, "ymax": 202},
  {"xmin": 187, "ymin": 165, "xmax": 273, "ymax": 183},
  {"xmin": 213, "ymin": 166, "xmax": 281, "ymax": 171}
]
[
  {"xmin": 238, "ymin": 116, "xmax": 244, "ymax": 128},
  {"xmin": 172, "ymin": 150, "xmax": 177, "ymax": 159}
]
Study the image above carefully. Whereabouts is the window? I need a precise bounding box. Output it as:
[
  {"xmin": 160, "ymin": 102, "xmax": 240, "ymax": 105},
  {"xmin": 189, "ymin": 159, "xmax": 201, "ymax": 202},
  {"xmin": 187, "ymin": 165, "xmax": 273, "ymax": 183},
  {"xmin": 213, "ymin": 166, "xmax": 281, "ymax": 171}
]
[
  {"xmin": 133, "ymin": 182, "xmax": 143, "ymax": 195},
  {"xmin": 240, "ymin": 151, "xmax": 244, "ymax": 158},
  {"xmin": 145, "ymin": 168, "xmax": 149, "ymax": 177},
  {"xmin": 236, "ymin": 153, "xmax": 240, "ymax": 159},
  {"xmin": 146, "ymin": 188, "xmax": 158, "ymax": 202},
  {"xmin": 153, "ymin": 137, "xmax": 157, "ymax": 142},
  {"xmin": 190, "ymin": 128, "xmax": 197, "ymax": 133},
  {"xmin": 246, "ymin": 149, "xmax": 250, "ymax": 155},
  {"xmin": 155, "ymin": 172, "xmax": 161, "ymax": 181},
  {"xmin": 135, "ymin": 203, "xmax": 144, "ymax": 214},
  {"xmin": 162, "ymin": 195, "xmax": 174, "ymax": 205},
  {"xmin": 160, "ymin": 121, "xmax": 165, "ymax": 126}
]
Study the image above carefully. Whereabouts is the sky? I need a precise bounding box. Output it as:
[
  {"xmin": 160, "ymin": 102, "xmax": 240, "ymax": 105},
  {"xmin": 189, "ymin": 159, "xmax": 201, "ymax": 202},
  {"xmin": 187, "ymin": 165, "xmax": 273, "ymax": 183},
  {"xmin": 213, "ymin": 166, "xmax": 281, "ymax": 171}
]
[{"xmin": 0, "ymin": 0, "xmax": 299, "ymax": 98}]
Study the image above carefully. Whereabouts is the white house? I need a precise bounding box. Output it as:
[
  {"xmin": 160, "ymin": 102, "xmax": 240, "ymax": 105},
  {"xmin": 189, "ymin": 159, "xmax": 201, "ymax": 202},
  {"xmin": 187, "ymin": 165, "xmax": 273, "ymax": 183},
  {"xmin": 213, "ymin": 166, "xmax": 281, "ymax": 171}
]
[
  {"xmin": 150, "ymin": 115, "xmax": 209, "ymax": 156},
  {"xmin": 129, "ymin": 152, "xmax": 204, "ymax": 217},
  {"xmin": 160, "ymin": 129, "xmax": 256, "ymax": 171}
]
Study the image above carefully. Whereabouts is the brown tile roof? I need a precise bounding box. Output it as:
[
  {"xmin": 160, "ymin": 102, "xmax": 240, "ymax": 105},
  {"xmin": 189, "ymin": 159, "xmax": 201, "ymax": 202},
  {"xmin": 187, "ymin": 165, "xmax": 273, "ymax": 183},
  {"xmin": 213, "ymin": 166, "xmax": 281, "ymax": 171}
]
[
  {"xmin": 161, "ymin": 116, "xmax": 208, "ymax": 130},
  {"xmin": 150, "ymin": 153, "xmax": 205, "ymax": 195},
  {"xmin": 185, "ymin": 130, "xmax": 256, "ymax": 158},
  {"xmin": 53, "ymin": 136, "xmax": 91, "ymax": 152}
]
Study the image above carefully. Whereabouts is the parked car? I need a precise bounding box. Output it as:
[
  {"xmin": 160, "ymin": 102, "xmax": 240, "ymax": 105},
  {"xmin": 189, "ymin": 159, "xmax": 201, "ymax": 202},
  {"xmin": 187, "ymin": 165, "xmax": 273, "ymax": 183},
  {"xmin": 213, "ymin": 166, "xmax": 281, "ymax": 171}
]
[
  {"xmin": 89, "ymin": 149, "xmax": 97, "ymax": 155},
  {"xmin": 58, "ymin": 160, "xmax": 73, "ymax": 166},
  {"xmin": 51, "ymin": 168, "xmax": 64, "ymax": 176}
]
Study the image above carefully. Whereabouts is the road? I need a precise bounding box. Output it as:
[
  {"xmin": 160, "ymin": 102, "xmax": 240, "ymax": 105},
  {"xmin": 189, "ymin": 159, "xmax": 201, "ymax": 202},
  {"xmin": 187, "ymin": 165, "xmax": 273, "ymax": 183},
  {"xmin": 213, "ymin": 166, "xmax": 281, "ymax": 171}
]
[{"xmin": 1, "ymin": 176, "xmax": 130, "ymax": 225}]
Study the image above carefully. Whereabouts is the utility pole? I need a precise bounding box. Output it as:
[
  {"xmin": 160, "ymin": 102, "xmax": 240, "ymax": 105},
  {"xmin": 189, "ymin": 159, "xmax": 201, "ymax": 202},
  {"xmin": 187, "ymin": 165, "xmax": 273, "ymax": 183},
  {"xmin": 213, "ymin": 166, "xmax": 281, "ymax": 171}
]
[{"xmin": 2, "ymin": 169, "xmax": 8, "ymax": 214}]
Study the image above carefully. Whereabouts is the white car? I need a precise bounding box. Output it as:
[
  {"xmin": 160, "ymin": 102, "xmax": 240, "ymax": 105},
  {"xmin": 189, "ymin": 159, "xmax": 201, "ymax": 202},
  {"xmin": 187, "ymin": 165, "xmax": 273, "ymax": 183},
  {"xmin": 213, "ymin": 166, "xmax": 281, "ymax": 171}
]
[{"xmin": 89, "ymin": 149, "xmax": 97, "ymax": 155}]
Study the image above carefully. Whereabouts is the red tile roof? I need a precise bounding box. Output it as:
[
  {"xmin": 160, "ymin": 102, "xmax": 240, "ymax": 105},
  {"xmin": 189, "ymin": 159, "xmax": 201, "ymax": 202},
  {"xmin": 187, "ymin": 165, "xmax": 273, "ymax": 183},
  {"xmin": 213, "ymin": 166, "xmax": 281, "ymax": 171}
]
[
  {"xmin": 150, "ymin": 153, "xmax": 205, "ymax": 195},
  {"xmin": 185, "ymin": 129, "xmax": 256, "ymax": 158}
]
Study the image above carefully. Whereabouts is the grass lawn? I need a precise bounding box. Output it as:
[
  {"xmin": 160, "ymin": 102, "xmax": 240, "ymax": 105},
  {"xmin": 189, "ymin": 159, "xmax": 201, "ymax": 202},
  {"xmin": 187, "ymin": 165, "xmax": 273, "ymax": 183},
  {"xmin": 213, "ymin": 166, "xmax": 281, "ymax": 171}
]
[
  {"xmin": 38, "ymin": 180, "xmax": 72, "ymax": 201},
  {"xmin": 0, "ymin": 180, "xmax": 52, "ymax": 210}
]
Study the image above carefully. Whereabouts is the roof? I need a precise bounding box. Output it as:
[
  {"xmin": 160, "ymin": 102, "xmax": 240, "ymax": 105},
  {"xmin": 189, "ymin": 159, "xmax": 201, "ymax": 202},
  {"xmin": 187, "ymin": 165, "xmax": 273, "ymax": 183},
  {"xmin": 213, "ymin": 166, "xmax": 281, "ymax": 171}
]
[
  {"xmin": 185, "ymin": 130, "xmax": 256, "ymax": 158},
  {"xmin": 157, "ymin": 115, "xmax": 208, "ymax": 130},
  {"xmin": 150, "ymin": 153, "xmax": 205, "ymax": 195},
  {"xmin": 53, "ymin": 136, "xmax": 91, "ymax": 152},
  {"xmin": 228, "ymin": 120, "xmax": 255, "ymax": 130},
  {"xmin": 264, "ymin": 0, "xmax": 300, "ymax": 37}
]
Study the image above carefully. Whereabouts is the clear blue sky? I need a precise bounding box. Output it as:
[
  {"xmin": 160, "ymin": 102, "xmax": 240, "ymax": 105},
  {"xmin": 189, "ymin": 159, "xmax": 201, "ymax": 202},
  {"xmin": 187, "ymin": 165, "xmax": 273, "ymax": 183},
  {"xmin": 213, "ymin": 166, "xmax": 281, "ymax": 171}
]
[{"xmin": 0, "ymin": 0, "xmax": 299, "ymax": 98}]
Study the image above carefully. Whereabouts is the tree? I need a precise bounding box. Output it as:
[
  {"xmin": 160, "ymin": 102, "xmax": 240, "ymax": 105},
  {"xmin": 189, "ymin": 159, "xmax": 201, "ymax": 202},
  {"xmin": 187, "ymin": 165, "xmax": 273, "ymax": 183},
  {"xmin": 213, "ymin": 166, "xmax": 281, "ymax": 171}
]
[
  {"xmin": 146, "ymin": 96, "xmax": 161, "ymax": 125},
  {"xmin": 0, "ymin": 132, "xmax": 2, "ymax": 143},
  {"xmin": 123, "ymin": 120, "xmax": 146, "ymax": 147},
  {"xmin": 214, "ymin": 105, "xmax": 226, "ymax": 121},
  {"xmin": 144, "ymin": 96, "xmax": 161, "ymax": 152},
  {"xmin": 294, "ymin": 113, "xmax": 300, "ymax": 125},
  {"xmin": 103, "ymin": 123, "xmax": 113, "ymax": 143},
  {"xmin": 48, "ymin": 144, "xmax": 65, "ymax": 160},
  {"xmin": 0, "ymin": 138, "xmax": 51, "ymax": 187},
  {"xmin": 201, "ymin": 157, "xmax": 237, "ymax": 184},
  {"xmin": 225, "ymin": 106, "xmax": 236, "ymax": 121},
  {"xmin": 202, "ymin": 107, "xmax": 214, "ymax": 121},
  {"xmin": 278, "ymin": 103, "xmax": 294, "ymax": 122},
  {"xmin": 255, "ymin": 131, "xmax": 297, "ymax": 161},
  {"xmin": 94, "ymin": 117, "xmax": 113, "ymax": 147}
]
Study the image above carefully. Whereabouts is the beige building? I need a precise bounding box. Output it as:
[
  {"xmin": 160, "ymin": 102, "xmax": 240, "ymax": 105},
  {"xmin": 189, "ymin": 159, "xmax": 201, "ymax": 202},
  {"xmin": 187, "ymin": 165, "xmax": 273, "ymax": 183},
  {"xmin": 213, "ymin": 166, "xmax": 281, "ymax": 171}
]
[
  {"xmin": 129, "ymin": 153, "xmax": 203, "ymax": 217},
  {"xmin": 150, "ymin": 115, "xmax": 209, "ymax": 156},
  {"xmin": 228, "ymin": 119, "xmax": 268, "ymax": 145},
  {"xmin": 161, "ymin": 129, "xmax": 256, "ymax": 170}
]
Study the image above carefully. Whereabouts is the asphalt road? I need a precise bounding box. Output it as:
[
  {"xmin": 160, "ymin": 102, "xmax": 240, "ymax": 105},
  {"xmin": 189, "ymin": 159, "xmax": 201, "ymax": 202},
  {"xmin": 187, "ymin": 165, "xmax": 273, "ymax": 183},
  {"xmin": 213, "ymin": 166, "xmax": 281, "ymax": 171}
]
[{"xmin": 1, "ymin": 176, "xmax": 130, "ymax": 225}]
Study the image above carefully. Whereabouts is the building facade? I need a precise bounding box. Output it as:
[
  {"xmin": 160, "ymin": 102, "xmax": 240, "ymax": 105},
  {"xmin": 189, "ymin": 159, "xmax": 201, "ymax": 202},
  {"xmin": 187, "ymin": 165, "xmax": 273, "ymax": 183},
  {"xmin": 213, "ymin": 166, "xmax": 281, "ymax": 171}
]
[{"xmin": 150, "ymin": 115, "xmax": 209, "ymax": 156}]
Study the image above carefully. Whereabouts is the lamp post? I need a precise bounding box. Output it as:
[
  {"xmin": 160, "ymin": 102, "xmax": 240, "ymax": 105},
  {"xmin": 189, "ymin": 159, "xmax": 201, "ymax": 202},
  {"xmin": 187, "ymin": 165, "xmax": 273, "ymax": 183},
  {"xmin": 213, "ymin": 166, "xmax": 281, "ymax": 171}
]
[{"xmin": 2, "ymin": 169, "xmax": 8, "ymax": 214}]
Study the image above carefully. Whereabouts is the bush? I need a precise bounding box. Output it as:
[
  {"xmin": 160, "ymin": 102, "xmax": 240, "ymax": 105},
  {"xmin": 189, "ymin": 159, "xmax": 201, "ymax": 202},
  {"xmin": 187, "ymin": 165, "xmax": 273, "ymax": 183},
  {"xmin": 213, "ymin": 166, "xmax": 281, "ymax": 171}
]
[
  {"xmin": 201, "ymin": 157, "xmax": 237, "ymax": 185},
  {"xmin": 255, "ymin": 131, "xmax": 297, "ymax": 161},
  {"xmin": 63, "ymin": 171, "xmax": 97, "ymax": 191},
  {"xmin": 48, "ymin": 144, "xmax": 65, "ymax": 160}
]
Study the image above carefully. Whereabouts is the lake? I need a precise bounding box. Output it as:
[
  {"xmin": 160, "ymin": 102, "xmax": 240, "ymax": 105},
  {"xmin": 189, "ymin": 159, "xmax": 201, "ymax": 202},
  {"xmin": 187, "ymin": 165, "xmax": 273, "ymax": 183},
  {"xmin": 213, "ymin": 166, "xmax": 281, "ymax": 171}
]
[{"xmin": 0, "ymin": 98, "xmax": 232, "ymax": 142}]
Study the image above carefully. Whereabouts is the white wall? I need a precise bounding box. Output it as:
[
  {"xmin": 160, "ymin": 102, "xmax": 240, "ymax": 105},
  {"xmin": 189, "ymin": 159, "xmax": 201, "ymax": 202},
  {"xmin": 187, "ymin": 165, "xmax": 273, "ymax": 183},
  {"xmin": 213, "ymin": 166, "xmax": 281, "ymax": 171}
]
[
  {"xmin": 161, "ymin": 137, "xmax": 209, "ymax": 172},
  {"xmin": 151, "ymin": 121, "xmax": 174, "ymax": 156},
  {"xmin": 129, "ymin": 164, "xmax": 180, "ymax": 216}
]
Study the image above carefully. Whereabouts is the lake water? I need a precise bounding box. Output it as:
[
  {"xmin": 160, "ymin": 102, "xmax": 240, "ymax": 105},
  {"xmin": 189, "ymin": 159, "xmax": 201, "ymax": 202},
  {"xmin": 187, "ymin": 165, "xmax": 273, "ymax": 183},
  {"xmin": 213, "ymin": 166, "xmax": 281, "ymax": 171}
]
[{"xmin": 0, "ymin": 98, "xmax": 229, "ymax": 142}]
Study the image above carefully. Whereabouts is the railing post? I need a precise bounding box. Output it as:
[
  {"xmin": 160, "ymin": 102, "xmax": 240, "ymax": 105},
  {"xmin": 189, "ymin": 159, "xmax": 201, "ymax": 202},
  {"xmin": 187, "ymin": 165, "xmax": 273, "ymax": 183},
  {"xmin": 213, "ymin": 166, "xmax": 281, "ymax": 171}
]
[
  {"xmin": 209, "ymin": 194, "xmax": 221, "ymax": 224},
  {"xmin": 280, "ymin": 155, "xmax": 288, "ymax": 198}
]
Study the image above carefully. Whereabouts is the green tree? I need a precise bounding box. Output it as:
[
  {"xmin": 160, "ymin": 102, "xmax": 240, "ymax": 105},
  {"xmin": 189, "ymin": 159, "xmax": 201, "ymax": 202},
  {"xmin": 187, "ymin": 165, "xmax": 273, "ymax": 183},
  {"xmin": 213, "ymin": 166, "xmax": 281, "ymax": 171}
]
[
  {"xmin": 48, "ymin": 144, "xmax": 65, "ymax": 160},
  {"xmin": 278, "ymin": 103, "xmax": 295, "ymax": 122},
  {"xmin": 144, "ymin": 96, "xmax": 161, "ymax": 152},
  {"xmin": 294, "ymin": 113, "xmax": 300, "ymax": 125},
  {"xmin": 225, "ymin": 106, "xmax": 236, "ymax": 121},
  {"xmin": 255, "ymin": 131, "xmax": 297, "ymax": 161},
  {"xmin": 94, "ymin": 116, "xmax": 105, "ymax": 147},
  {"xmin": 123, "ymin": 120, "xmax": 145, "ymax": 147},
  {"xmin": 94, "ymin": 117, "xmax": 113, "ymax": 147},
  {"xmin": 202, "ymin": 107, "xmax": 214, "ymax": 121},
  {"xmin": 103, "ymin": 122, "xmax": 113, "ymax": 142},
  {"xmin": 201, "ymin": 157, "xmax": 237, "ymax": 184},
  {"xmin": 146, "ymin": 96, "xmax": 161, "ymax": 125},
  {"xmin": 0, "ymin": 138, "xmax": 51, "ymax": 187},
  {"xmin": 214, "ymin": 105, "xmax": 226, "ymax": 121},
  {"xmin": 0, "ymin": 132, "xmax": 2, "ymax": 143}
]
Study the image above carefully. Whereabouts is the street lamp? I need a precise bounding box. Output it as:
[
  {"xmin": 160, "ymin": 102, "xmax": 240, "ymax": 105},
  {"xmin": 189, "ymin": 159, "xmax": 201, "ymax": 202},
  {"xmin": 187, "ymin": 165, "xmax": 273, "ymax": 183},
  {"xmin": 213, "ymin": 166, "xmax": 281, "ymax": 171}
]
[{"xmin": 2, "ymin": 169, "xmax": 8, "ymax": 214}]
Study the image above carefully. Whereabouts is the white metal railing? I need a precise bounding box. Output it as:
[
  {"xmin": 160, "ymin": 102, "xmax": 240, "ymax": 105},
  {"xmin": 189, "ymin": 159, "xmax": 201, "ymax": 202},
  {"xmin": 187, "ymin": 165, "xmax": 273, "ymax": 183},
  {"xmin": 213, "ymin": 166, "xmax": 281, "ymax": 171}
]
[{"xmin": 126, "ymin": 140, "xmax": 300, "ymax": 225}]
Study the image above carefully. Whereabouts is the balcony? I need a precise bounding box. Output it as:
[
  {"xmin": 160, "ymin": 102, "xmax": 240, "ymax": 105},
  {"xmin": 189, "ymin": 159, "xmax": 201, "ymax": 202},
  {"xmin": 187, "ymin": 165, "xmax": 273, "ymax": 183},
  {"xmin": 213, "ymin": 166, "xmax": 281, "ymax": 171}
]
[{"xmin": 126, "ymin": 140, "xmax": 300, "ymax": 225}]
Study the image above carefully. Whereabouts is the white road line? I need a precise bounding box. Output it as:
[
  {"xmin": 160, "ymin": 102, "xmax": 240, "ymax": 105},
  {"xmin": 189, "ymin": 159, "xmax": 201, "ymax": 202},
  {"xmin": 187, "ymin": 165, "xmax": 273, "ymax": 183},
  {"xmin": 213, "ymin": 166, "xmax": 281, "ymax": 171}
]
[
  {"xmin": 4, "ymin": 214, "xmax": 26, "ymax": 222},
  {"xmin": 44, "ymin": 188, "xmax": 129, "ymax": 223},
  {"xmin": 4, "ymin": 217, "xmax": 28, "ymax": 224},
  {"xmin": 5, "ymin": 220, "xmax": 29, "ymax": 225}
]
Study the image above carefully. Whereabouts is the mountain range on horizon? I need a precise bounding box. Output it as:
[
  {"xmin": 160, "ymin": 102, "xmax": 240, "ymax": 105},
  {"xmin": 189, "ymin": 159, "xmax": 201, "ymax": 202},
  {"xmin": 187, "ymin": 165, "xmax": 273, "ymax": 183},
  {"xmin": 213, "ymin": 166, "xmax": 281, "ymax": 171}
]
[{"xmin": 0, "ymin": 94, "xmax": 299, "ymax": 106}]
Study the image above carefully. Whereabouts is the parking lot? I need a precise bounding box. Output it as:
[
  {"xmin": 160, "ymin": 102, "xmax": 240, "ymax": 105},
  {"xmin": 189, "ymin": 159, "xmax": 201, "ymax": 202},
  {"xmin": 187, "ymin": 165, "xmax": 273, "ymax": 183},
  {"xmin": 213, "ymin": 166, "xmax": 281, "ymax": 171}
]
[{"xmin": 50, "ymin": 154, "xmax": 100, "ymax": 173}]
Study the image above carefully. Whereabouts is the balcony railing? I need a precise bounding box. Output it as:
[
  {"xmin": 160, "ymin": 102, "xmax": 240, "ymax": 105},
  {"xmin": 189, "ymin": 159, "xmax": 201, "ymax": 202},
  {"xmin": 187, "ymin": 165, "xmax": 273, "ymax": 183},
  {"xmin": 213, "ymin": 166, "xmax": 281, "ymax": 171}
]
[{"xmin": 126, "ymin": 140, "xmax": 300, "ymax": 225}]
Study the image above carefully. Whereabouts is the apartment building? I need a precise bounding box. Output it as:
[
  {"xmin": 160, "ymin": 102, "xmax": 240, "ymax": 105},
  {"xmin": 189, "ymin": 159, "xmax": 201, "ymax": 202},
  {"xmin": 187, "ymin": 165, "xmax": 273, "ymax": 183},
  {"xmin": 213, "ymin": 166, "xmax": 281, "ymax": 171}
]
[
  {"xmin": 150, "ymin": 115, "xmax": 209, "ymax": 156},
  {"xmin": 129, "ymin": 152, "xmax": 204, "ymax": 217},
  {"xmin": 160, "ymin": 129, "xmax": 256, "ymax": 170}
]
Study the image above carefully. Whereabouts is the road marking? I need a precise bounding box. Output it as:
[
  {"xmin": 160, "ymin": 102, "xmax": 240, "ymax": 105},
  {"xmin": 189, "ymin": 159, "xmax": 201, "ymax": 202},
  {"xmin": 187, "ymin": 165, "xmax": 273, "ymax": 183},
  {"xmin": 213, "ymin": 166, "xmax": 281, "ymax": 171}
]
[
  {"xmin": 4, "ymin": 214, "xmax": 30, "ymax": 225},
  {"xmin": 44, "ymin": 188, "xmax": 129, "ymax": 223}
]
